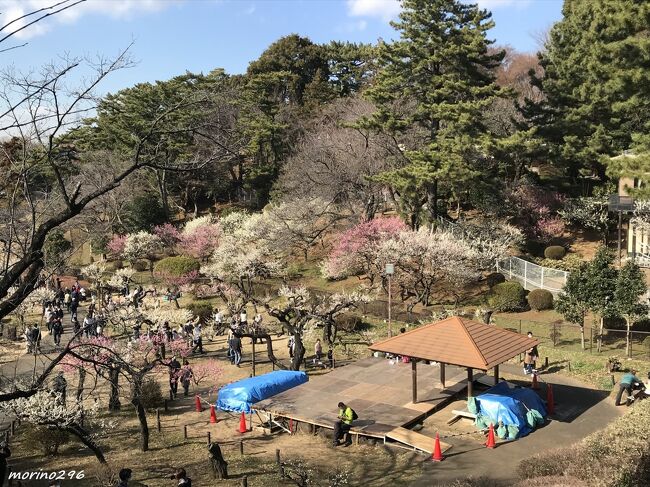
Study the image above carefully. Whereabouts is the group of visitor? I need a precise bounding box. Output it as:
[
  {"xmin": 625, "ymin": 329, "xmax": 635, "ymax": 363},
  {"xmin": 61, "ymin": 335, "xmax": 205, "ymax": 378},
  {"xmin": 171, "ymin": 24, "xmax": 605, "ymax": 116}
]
[{"xmin": 168, "ymin": 356, "xmax": 194, "ymax": 399}]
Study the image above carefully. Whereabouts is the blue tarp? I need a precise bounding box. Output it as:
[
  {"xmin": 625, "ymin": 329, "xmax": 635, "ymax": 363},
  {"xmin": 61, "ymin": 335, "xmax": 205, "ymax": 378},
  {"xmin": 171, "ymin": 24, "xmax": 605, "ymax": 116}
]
[
  {"xmin": 474, "ymin": 382, "xmax": 547, "ymax": 439},
  {"xmin": 216, "ymin": 370, "xmax": 308, "ymax": 413}
]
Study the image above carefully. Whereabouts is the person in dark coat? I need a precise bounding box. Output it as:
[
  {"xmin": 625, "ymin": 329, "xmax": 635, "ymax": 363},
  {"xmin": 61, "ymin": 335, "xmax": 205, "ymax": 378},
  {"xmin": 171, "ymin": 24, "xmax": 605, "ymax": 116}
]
[{"xmin": 169, "ymin": 356, "xmax": 181, "ymax": 398}]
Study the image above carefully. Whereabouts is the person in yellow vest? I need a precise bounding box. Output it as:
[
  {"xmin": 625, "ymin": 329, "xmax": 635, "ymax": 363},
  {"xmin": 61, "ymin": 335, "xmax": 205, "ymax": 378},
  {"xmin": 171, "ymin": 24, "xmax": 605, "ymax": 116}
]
[{"xmin": 333, "ymin": 401, "xmax": 354, "ymax": 447}]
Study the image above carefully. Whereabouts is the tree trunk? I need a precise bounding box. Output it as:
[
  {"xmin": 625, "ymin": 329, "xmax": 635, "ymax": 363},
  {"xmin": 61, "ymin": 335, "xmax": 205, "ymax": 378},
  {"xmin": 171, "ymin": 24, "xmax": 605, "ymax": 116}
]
[
  {"xmin": 155, "ymin": 169, "xmax": 170, "ymax": 217},
  {"xmin": 76, "ymin": 368, "xmax": 86, "ymax": 402},
  {"xmin": 427, "ymin": 180, "xmax": 438, "ymax": 221},
  {"xmin": 598, "ymin": 316, "xmax": 604, "ymax": 353},
  {"xmin": 108, "ymin": 366, "xmax": 121, "ymax": 411},
  {"xmin": 208, "ymin": 442, "xmax": 229, "ymax": 479},
  {"xmin": 233, "ymin": 331, "xmax": 286, "ymax": 370},
  {"xmin": 364, "ymin": 194, "xmax": 376, "ymax": 222},
  {"xmin": 132, "ymin": 381, "xmax": 150, "ymax": 452},
  {"xmin": 626, "ymin": 318, "xmax": 631, "ymax": 357},
  {"xmin": 66, "ymin": 424, "xmax": 106, "ymax": 464}
]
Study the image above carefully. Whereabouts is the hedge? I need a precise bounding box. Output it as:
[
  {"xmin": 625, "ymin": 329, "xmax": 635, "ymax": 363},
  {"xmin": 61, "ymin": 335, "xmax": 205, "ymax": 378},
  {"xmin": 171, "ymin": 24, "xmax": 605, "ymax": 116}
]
[
  {"xmin": 485, "ymin": 272, "xmax": 506, "ymax": 288},
  {"xmin": 527, "ymin": 289, "xmax": 554, "ymax": 311},
  {"xmin": 544, "ymin": 245, "xmax": 566, "ymax": 260},
  {"xmin": 154, "ymin": 256, "xmax": 200, "ymax": 277},
  {"xmin": 487, "ymin": 281, "xmax": 527, "ymax": 312},
  {"xmin": 186, "ymin": 301, "xmax": 214, "ymax": 323}
]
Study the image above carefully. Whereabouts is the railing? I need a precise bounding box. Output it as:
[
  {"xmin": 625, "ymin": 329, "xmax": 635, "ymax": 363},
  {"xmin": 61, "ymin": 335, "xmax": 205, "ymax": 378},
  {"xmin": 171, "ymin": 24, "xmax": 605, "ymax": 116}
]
[{"xmin": 495, "ymin": 256, "xmax": 568, "ymax": 295}]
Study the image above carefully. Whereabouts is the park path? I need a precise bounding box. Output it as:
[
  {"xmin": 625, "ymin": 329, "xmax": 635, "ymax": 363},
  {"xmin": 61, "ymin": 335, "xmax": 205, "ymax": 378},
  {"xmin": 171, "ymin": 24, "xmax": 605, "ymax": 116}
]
[{"xmin": 415, "ymin": 363, "xmax": 621, "ymax": 485}]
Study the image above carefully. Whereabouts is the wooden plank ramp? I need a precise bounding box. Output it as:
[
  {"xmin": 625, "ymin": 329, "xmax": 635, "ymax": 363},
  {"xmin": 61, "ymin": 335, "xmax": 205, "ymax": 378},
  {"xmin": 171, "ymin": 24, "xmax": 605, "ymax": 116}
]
[{"xmin": 385, "ymin": 427, "xmax": 451, "ymax": 454}]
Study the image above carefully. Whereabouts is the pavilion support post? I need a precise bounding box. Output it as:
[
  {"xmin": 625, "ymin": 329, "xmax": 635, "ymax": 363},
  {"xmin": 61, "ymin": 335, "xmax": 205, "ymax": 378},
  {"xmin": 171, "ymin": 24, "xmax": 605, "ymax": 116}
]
[
  {"xmin": 411, "ymin": 360, "xmax": 418, "ymax": 404},
  {"xmin": 493, "ymin": 365, "xmax": 499, "ymax": 386},
  {"xmin": 440, "ymin": 363, "xmax": 446, "ymax": 389},
  {"xmin": 467, "ymin": 368, "xmax": 474, "ymax": 399}
]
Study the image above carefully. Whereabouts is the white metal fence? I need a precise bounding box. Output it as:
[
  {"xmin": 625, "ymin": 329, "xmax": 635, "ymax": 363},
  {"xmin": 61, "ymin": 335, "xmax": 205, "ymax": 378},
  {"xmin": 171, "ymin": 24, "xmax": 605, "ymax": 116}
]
[{"xmin": 496, "ymin": 256, "xmax": 568, "ymax": 295}]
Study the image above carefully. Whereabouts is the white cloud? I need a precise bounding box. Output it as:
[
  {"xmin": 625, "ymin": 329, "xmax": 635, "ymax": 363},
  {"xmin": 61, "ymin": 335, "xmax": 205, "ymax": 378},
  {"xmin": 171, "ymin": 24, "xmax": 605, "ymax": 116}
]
[
  {"xmin": 346, "ymin": 0, "xmax": 400, "ymax": 21},
  {"xmin": 476, "ymin": 0, "xmax": 532, "ymax": 8},
  {"xmin": 244, "ymin": 4, "xmax": 256, "ymax": 15},
  {"xmin": 0, "ymin": 0, "xmax": 180, "ymax": 40}
]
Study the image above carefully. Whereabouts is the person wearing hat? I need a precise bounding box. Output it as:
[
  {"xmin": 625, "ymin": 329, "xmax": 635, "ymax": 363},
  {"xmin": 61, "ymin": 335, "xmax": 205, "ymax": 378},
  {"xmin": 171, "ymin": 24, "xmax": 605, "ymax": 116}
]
[{"xmin": 615, "ymin": 369, "xmax": 645, "ymax": 406}]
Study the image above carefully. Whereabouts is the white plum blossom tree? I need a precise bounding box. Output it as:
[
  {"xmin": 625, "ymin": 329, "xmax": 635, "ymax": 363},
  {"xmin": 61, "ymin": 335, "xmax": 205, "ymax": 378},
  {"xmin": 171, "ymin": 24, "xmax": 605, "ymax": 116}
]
[{"xmin": 122, "ymin": 231, "xmax": 162, "ymax": 272}]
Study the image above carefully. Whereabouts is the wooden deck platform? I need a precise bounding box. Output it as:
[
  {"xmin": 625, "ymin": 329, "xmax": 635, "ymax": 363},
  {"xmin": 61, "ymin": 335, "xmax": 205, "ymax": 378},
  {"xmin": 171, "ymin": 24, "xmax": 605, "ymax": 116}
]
[{"xmin": 254, "ymin": 357, "xmax": 471, "ymax": 442}]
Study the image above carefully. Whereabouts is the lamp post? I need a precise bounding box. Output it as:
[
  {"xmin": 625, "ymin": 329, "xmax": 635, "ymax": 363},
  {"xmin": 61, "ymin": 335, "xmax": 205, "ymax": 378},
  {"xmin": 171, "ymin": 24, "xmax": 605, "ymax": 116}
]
[{"xmin": 385, "ymin": 264, "xmax": 394, "ymax": 338}]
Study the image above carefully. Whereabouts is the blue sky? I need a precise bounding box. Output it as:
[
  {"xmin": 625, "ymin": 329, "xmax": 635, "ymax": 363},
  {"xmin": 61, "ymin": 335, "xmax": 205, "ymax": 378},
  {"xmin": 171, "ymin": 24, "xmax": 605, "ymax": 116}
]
[{"xmin": 1, "ymin": 0, "xmax": 564, "ymax": 95}]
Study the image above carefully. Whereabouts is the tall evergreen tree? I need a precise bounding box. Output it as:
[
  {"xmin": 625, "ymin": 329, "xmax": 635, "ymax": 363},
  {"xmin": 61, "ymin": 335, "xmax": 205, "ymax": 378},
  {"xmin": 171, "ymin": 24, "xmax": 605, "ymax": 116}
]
[
  {"xmin": 527, "ymin": 0, "xmax": 650, "ymax": 182},
  {"xmin": 362, "ymin": 0, "xmax": 504, "ymax": 228}
]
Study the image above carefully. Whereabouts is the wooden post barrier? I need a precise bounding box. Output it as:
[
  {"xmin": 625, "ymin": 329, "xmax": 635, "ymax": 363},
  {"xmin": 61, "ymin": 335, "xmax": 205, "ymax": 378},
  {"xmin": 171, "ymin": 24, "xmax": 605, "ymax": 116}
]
[
  {"xmin": 276, "ymin": 449, "xmax": 284, "ymax": 478},
  {"xmin": 156, "ymin": 409, "xmax": 161, "ymax": 432},
  {"xmin": 241, "ymin": 476, "xmax": 248, "ymax": 487},
  {"xmin": 183, "ymin": 425, "xmax": 188, "ymax": 440},
  {"xmin": 207, "ymin": 431, "xmax": 211, "ymax": 445},
  {"xmin": 239, "ymin": 440, "xmax": 244, "ymax": 455},
  {"xmin": 11, "ymin": 421, "xmax": 15, "ymax": 436},
  {"xmin": 164, "ymin": 399, "xmax": 168, "ymax": 412}
]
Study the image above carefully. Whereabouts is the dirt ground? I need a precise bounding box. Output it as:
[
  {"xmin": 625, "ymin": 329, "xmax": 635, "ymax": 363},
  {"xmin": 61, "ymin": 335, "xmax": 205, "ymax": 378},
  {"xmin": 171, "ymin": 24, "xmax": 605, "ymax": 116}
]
[{"xmin": 5, "ymin": 327, "xmax": 623, "ymax": 487}]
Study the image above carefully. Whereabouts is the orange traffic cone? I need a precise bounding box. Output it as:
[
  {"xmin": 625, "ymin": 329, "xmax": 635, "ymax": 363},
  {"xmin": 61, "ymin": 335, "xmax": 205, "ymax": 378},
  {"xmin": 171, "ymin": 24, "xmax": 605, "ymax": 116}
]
[
  {"xmin": 432, "ymin": 433, "xmax": 444, "ymax": 462},
  {"xmin": 485, "ymin": 423, "xmax": 496, "ymax": 449},
  {"xmin": 238, "ymin": 412, "xmax": 248, "ymax": 433},
  {"xmin": 531, "ymin": 372, "xmax": 540, "ymax": 390},
  {"xmin": 209, "ymin": 405, "xmax": 218, "ymax": 424},
  {"xmin": 546, "ymin": 383, "xmax": 555, "ymax": 415},
  {"xmin": 195, "ymin": 395, "xmax": 203, "ymax": 412}
]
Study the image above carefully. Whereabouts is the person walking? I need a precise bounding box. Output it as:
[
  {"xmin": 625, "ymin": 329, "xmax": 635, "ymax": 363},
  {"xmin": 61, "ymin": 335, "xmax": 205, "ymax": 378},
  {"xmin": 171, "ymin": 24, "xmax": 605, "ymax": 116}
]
[
  {"xmin": 232, "ymin": 334, "xmax": 242, "ymax": 366},
  {"xmin": 288, "ymin": 335, "xmax": 295, "ymax": 359},
  {"xmin": 52, "ymin": 371, "xmax": 67, "ymax": 405},
  {"xmin": 332, "ymin": 401, "xmax": 355, "ymax": 447},
  {"xmin": 63, "ymin": 289, "xmax": 71, "ymax": 312},
  {"xmin": 314, "ymin": 339, "xmax": 323, "ymax": 363},
  {"xmin": 615, "ymin": 369, "xmax": 645, "ymax": 406},
  {"xmin": 192, "ymin": 324, "xmax": 204, "ymax": 354},
  {"xmin": 327, "ymin": 348, "xmax": 334, "ymax": 369},
  {"xmin": 169, "ymin": 356, "xmax": 181, "ymax": 398},
  {"xmin": 52, "ymin": 318, "xmax": 63, "ymax": 346},
  {"xmin": 180, "ymin": 359, "xmax": 193, "ymax": 397}
]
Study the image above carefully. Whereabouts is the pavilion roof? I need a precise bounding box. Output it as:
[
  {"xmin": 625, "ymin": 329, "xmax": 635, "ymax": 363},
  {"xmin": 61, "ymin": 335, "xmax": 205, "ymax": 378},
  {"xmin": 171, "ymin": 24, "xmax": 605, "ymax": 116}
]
[{"xmin": 369, "ymin": 316, "xmax": 539, "ymax": 370}]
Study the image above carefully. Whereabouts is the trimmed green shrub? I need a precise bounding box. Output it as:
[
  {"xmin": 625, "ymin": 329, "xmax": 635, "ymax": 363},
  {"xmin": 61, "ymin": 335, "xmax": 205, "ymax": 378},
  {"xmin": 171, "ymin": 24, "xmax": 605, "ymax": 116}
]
[
  {"xmin": 487, "ymin": 281, "xmax": 527, "ymax": 312},
  {"xmin": 527, "ymin": 289, "xmax": 554, "ymax": 311},
  {"xmin": 140, "ymin": 378, "xmax": 164, "ymax": 409},
  {"xmin": 485, "ymin": 272, "xmax": 506, "ymax": 288},
  {"xmin": 186, "ymin": 301, "xmax": 213, "ymax": 324},
  {"xmin": 105, "ymin": 260, "xmax": 123, "ymax": 271},
  {"xmin": 544, "ymin": 245, "xmax": 566, "ymax": 260},
  {"xmin": 154, "ymin": 256, "xmax": 200, "ymax": 277},
  {"xmin": 23, "ymin": 425, "xmax": 71, "ymax": 455},
  {"xmin": 132, "ymin": 260, "xmax": 149, "ymax": 272}
]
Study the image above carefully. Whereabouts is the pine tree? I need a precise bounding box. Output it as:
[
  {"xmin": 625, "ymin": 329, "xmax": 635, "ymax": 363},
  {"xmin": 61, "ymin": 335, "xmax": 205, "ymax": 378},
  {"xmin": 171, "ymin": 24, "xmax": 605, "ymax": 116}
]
[
  {"xmin": 362, "ymin": 0, "xmax": 504, "ymax": 227},
  {"xmin": 527, "ymin": 0, "xmax": 650, "ymax": 182},
  {"xmin": 613, "ymin": 261, "xmax": 647, "ymax": 357}
]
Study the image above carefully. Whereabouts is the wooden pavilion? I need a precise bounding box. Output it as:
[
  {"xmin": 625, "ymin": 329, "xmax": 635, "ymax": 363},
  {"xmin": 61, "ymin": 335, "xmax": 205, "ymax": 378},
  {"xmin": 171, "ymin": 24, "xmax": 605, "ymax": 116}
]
[{"xmin": 369, "ymin": 316, "xmax": 540, "ymax": 402}]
